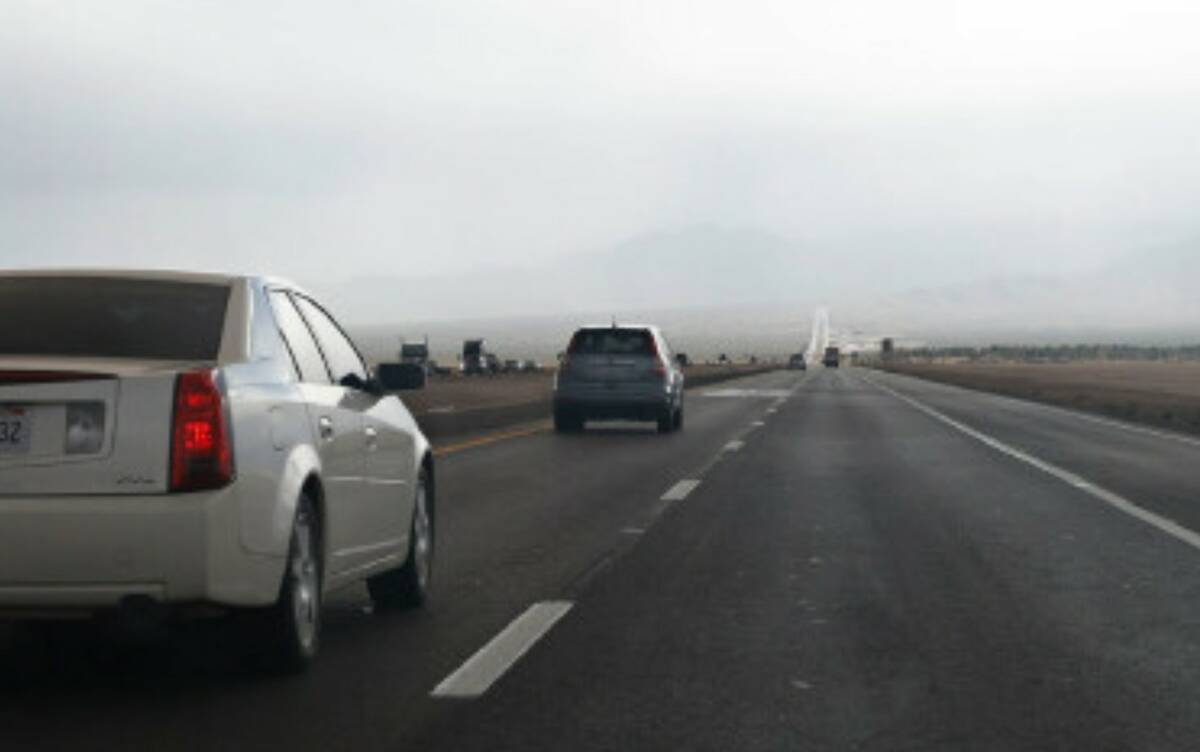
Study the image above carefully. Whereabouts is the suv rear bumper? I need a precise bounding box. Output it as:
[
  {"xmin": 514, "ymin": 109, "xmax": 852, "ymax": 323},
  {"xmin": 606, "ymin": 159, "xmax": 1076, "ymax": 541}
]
[
  {"xmin": 0, "ymin": 490, "xmax": 285, "ymax": 615},
  {"xmin": 554, "ymin": 384, "xmax": 675, "ymax": 420}
]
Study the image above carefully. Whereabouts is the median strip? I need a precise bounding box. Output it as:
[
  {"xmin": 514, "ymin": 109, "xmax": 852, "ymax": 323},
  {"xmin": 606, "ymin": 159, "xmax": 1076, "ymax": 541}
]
[{"xmin": 431, "ymin": 601, "xmax": 574, "ymax": 699}]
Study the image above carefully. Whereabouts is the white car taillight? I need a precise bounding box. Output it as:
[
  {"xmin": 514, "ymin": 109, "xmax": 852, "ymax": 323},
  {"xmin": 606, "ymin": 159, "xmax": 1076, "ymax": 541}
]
[{"xmin": 170, "ymin": 369, "xmax": 234, "ymax": 492}]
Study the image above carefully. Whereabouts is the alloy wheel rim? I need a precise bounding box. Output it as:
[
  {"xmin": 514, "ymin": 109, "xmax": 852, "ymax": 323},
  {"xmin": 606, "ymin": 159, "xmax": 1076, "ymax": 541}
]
[
  {"xmin": 291, "ymin": 509, "xmax": 319, "ymax": 650},
  {"xmin": 413, "ymin": 482, "xmax": 432, "ymax": 591}
]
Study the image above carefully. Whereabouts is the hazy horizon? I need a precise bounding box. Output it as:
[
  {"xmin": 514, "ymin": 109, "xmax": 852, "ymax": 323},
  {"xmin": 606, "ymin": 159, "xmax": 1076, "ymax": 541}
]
[{"xmin": 3, "ymin": 1, "xmax": 1198, "ymax": 341}]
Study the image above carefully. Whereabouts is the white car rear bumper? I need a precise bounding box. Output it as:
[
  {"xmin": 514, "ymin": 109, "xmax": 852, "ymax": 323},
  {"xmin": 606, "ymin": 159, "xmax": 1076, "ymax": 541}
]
[{"xmin": 0, "ymin": 489, "xmax": 286, "ymax": 614}]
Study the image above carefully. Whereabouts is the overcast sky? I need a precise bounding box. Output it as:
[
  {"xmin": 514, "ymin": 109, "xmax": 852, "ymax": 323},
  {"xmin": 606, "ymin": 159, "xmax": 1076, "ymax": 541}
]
[{"xmin": 3, "ymin": 1, "xmax": 1199, "ymax": 295}]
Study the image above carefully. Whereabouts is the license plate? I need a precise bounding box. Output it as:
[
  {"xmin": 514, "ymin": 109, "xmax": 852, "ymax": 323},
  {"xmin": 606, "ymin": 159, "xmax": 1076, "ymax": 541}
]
[{"xmin": 0, "ymin": 406, "xmax": 32, "ymax": 454}]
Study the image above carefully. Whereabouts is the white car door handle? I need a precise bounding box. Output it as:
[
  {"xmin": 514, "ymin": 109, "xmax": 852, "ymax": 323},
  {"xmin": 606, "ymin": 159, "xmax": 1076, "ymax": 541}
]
[{"xmin": 318, "ymin": 416, "xmax": 335, "ymax": 440}]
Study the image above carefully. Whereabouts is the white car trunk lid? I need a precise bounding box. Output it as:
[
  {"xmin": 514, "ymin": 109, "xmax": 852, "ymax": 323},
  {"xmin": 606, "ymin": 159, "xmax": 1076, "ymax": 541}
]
[{"xmin": 0, "ymin": 367, "xmax": 178, "ymax": 495}]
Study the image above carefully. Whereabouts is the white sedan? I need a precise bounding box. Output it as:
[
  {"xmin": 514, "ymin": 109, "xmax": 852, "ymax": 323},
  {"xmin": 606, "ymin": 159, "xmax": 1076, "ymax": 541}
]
[{"xmin": 0, "ymin": 270, "xmax": 434, "ymax": 670}]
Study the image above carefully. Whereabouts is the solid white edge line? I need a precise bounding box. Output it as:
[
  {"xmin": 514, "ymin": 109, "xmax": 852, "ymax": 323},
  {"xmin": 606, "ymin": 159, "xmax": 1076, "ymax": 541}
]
[
  {"xmin": 1030, "ymin": 397, "xmax": 1200, "ymax": 449},
  {"xmin": 431, "ymin": 601, "xmax": 574, "ymax": 699},
  {"xmin": 881, "ymin": 369, "xmax": 1200, "ymax": 449},
  {"xmin": 864, "ymin": 375, "xmax": 1200, "ymax": 553},
  {"xmin": 661, "ymin": 479, "xmax": 702, "ymax": 501}
]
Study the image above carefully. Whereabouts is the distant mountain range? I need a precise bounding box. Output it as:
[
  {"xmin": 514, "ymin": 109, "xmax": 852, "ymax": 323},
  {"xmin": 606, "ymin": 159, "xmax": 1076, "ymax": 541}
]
[
  {"xmin": 320, "ymin": 226, "xmax": 823, "ymax": 323},
  {"xmin": 859, "ymin": 243, "xmax": 1199, "ymax": 344},
  {"xmin": 319, "ymin": 226, "xmax": 1199, "ymax": 346}
]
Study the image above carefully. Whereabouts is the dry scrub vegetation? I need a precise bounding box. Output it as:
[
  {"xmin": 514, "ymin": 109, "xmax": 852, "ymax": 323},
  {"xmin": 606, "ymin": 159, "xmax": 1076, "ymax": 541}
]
[{"xmin": 881, "ymin": 361, "xmax": 1200, "ymax": 436}]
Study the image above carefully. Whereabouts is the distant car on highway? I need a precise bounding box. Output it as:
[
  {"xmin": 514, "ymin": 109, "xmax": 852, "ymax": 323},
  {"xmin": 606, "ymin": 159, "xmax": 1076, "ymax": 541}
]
[
  {"xmin": 0, "ymin": 271, "xmax": 436, "ymax": 671},
  {"xmin": 553, "ymin": 324, "xmax": 684, "ymax": 433},
  {"xmin": 788, "ymin": 353, "xmax": 807, "ymax": 370},
  {"xmin": 823, "ymin": 346, "xmax": 841, "ymax": 368}
]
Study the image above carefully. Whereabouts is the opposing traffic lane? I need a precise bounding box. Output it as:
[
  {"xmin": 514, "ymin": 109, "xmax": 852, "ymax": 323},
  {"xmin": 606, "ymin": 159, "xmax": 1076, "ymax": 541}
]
[
  {"xmin": 412, "ymin": 368, "xmax": 1200, "ymax": 751},
  {"xmin": 0, "ymin": 369, "xmax": 802, "ymax": 751}
]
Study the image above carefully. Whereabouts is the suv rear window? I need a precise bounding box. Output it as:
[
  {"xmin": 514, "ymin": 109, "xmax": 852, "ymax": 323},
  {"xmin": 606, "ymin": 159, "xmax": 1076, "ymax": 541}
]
[
  {"xmin": 568, "ymin": 328, "xmax": 656, "ymax": 356},
  {"xmin": 0, "ymin": 277, "xmax": 230, "ymax": 360}
]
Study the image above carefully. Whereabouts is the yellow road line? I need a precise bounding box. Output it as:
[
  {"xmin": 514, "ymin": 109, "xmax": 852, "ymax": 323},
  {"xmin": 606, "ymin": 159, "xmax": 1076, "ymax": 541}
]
[{"xmin": 433, "ymin": 421, "xmax": 553, "ymax": 457}]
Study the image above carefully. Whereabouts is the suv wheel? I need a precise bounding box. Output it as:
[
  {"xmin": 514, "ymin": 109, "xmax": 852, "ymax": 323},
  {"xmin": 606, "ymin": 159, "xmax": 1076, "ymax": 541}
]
[
  {"xmin": 657, "ymin": 408, "xmax": 674, "ymax": 434},
  {"xmin": 554, "ymin": 408, "xmax": 582, "ymax": 433},
  {"xmin": 368, "ymin": 467, "xmax": 434, "ymax": 609}
]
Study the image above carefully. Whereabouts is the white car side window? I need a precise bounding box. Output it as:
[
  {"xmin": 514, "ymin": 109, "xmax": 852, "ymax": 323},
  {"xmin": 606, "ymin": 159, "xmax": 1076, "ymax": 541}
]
[
  {"xmin": 292, "ymin": 295, "xmax": 368, "ymax": 386},
  {"xmin": 268, "ymin": 291, "xmax": 332, "ymax": 384}
]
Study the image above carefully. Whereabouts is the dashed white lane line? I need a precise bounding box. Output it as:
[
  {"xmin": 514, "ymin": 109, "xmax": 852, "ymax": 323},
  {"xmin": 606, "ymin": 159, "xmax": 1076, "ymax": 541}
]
[
  {"xmin": 661, "ymin": 479, "xmax": 702, "ymax": 501},
  {"xmin": 865, "ymin": 375, "xmax": 1200, "ymax": 554},
  {"xmin": 432, "ymin": 601, "xmax": 574, "ymax": 699},
  {"xmin": 751, "ymin": 420, "xmax": 766, "ymax": 427},
  {"xmin": 435, "ymin": 379, "xmax": 806, "ymax": 701}
]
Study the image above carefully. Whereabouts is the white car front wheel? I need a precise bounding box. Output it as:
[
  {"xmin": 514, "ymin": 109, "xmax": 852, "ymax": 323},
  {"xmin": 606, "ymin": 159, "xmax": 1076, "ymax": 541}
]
[{"xmin": 367, "ymin": 467, "xmax": 434, "ymax": 609}]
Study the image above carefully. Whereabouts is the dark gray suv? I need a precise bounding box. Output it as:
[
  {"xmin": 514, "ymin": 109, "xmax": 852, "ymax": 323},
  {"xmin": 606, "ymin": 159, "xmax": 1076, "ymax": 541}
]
[{"xmin": 553, "ymin": 325, "xmax": 685, "ymax": 433}]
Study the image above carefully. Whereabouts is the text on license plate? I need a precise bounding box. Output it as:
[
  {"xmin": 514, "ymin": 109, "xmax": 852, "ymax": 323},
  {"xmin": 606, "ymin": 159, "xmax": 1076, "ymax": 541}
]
[{"xmin": 0, "ymin": 407, "xmax": 32, "ymax": 454}]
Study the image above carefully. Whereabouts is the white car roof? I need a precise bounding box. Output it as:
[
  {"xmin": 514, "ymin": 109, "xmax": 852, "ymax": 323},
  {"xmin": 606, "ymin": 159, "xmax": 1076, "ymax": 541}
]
[
  {"xmin": 1, "ymin": 267, "xmax": 242, "ymax": 285},
  {"xmin": 1, "ymin": 268, "xmax": 312, "ymax": 296}
]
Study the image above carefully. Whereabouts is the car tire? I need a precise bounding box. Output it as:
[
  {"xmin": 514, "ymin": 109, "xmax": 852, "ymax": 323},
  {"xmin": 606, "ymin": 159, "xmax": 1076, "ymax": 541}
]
[
  {"xmin": 368, "ymin": 467, "xmax": 434, "ymax": 610},
  {"xmin": 247, "ymin": 492, "xmax": 322, "ymax": 672},
  {"xmin": 554, "ymin": 409, "xmax": 582, "ymax": 433},
  {"xmin": 657, "ymin": 408, "xmax": 674, "ymax": 434},
  {"xmin": 674, "ymin": 405, "xmax": 684, "ymax": 431}
]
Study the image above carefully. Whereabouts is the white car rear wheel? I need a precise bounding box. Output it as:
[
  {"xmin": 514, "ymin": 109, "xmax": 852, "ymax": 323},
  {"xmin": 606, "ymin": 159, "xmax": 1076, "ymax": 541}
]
[{"xmin": 245, "ymin": 492, "xmax": 322, "ymax": 672}]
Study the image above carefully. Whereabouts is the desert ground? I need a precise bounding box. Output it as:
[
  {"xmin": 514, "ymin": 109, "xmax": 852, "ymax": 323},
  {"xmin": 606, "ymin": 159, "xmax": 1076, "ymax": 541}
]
[{"xmin": 879, "ymin": 360, "xmax": 1200, "ymax": 435}]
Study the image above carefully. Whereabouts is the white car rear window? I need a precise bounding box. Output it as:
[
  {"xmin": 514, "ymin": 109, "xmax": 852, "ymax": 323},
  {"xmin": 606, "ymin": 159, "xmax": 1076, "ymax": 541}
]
[{"xmin": 0, "ymin": 277, "xmax": 229, "ymax": 360}]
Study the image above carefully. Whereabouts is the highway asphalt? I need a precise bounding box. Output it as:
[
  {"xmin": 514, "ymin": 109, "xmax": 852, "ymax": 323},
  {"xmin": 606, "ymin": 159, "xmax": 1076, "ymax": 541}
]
[{"xmin": 3, "ymin": 367, "xmax": 1200, "ymax": 750}]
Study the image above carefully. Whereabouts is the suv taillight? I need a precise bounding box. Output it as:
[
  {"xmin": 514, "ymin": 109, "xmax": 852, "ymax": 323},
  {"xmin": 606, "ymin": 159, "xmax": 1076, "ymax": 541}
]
[
  {"xmin": 648, "ymin": 338, "xmax": 667, "ymax": 377},
  {"xmin": 170, "ymin": 369, "xmax": 234, "ymax": 492}
]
